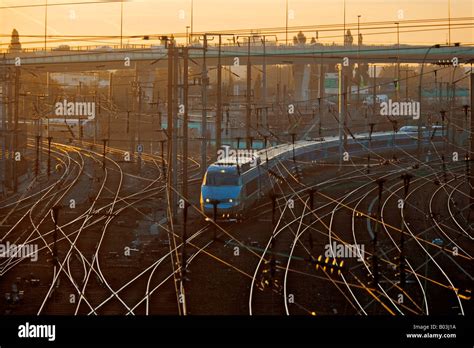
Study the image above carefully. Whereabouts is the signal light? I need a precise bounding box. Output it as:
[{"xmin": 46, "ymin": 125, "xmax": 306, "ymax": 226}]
[
  {"xmin": 313, "ymin": 254, "xmax": 345, "ymax": 275},
  {"xmin": 433, "ymin": 59, "xmax": 452, "ymax": 66}
]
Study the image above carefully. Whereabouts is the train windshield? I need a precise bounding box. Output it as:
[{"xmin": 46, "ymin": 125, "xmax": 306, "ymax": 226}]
[{"xmin": 205, "ymin": 171, "xmax": 239, "ymax": 186}]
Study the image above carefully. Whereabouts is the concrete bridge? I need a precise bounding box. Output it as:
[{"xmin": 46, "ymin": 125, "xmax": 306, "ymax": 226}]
[
  {"xmin": 3, "ymin": 42, "xmax": 471, "ymax": 104},
  {"xmin": 2, "ymin": 43, "xmax": 472, "ymax": 70}
]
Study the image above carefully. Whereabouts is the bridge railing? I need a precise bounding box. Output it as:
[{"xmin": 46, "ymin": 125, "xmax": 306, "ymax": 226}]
[{"xmin": 1, "ymin": 42, "xmax": 421, "ymax": 55}]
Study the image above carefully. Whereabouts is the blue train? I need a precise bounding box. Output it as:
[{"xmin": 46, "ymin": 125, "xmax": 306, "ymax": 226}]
[{"xmin": 200, "ymin": 129, "xmax": 441, "ymax": 221}]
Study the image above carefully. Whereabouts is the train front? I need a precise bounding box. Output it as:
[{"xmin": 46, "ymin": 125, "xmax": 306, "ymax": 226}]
[{"xmin": 200, "ymin": 164, "xmax": 243, "ymax": 221}]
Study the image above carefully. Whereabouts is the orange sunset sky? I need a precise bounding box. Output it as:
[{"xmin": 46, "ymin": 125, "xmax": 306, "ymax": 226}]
[{"xmin": 0, "ymin": 0, "xmax": 473, "ymax": 49}]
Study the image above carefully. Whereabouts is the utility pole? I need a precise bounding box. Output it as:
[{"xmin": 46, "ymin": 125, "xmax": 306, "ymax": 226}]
[
  {"xmin": 399, "ymin": 173, "xmax": 412, "ymax": 289},
  {"xmin": 130, "ymin": 80, "xmax": 136, "ymax": 162},
  {"xmin": 182, "ymin": 200, "xmax": 189, "ymax": 280},
  {"xmin": 343, "ymin": 0, "xmax": 346, "ymax": 45},
  {"xmin": 440, "ymin": 110, "xmax": 447, "ymax": 155},
  {"xmin": 209, "ymin": 33, "xmax": 234, "ymax": 153},
  {"xmin": 201, "ymin": 35, "xmax": 208, "ymax": 178},
  {"xmin": 0, "ymin": 61, "xmax": 6, "ymax": 195},
  {"xmin": 159, "ymin": 139, "xmax": 167, "ymax": 180},
  {"xmin": 400, "ymin": 68, "xmax": 412, "ymax": 101},
  {"xmin": 357, "ymin": 15, "xmax": 361, "ymax": 107},
  {"xmin": 290, "ymin": 133, "xmax": 296, "ymax": 163},
  {"xmin": 183, "ymin": 47, "xmax": 189, "ymax": 201},
  {"xmin": 78, "ymin": 81, "xmax": 83, "ymax": 144},
  {"xmin": 418, "ymin": 45, "xmax": 441, "ymax": 160},
  {"xmin": 372, "ymin": 64, "xmax": 377, "ymax": 121},
  {"xmin": 338, "ymin": 64, "xmax": 343, "ymax": 169},
  {"xmin": 108, "ymin": 72, "xmax": 113, "ymax": 141},
  {"xmin": 270, "ymin": 193, "xmax": 278, "ymax": 228},
  {"xmin": 13, "ymin": 67, "xmax": 20, "ymax": 193},
  {"xmin": 319, "ymin": 54, "xmax": 325, "ymax": 128},
  {"xmin": 167, "ymin": 41, "xmax": 175, "ymax": 214},
  {"xmin": 246, "ymin": 37, "xmax": 252, "ymax": 149},
  {"xmin": 102, "ymin": 139, "xmax": 107, "ymax": 171},
  {"xmin": 94, "ymin": 90, "xmax": 98, "ymax": 144},
  {"xmin": 470, "ymin": 73, "xmax": 474, "ymax": 221},
  {"xmin": 343, "ymin": 73, "xmax": 348, "ymax": 149},
  {"xmin": 391, "ymin": 120, "xmax": 398, "ymax": 160},
  {"xmin": 372, "ymin": 178, "xmax": 385, "ymax": 287},
  {"xmin": 52, "ymin": 206, "xmax": 59, "ymax": 269},
  {"xmin": 285, "ymin": 0, "xmax": 289, "ymax": 45},
  {"xmin": 35, "ymin": 135, "xmax": 41, "ymax": 177},
  {"xmin": 216, "ymin": 35, "xmax": 222, "ymax": 152},
  {"xmin": 210, "ymin": 199, "xmax": 219, "ymax": 240},
  {"xmin": 262, "ymin": 36, "xmax": 268, "ymax": 129},
  {"xmin": 44, "ymin": 0, "xmax": 48, "ymax": 51},
  {"xmin": 450, "ymin": 80, "xmax": 456, "ymax": 147},
  {"xmin": 47, "ymin": 136, "xmax": 52, "ymax": 177},
  {"xmin": 172, "ymin": 43, "xmax": 179, "ymax": 218},
  {"xmin": 395, "ymin": 22, "xmax": 400, "ymax": 102},
  {"xmin": 368, "ymin": 123, "xmax": 375, "ymax": 174},
  {"xmin": 120, "ymin": 0, "xmax": 124, "ymax": 48},
  {"xmin": 136, "ymin": 73, "xmax": 143, "ymax": 168}
]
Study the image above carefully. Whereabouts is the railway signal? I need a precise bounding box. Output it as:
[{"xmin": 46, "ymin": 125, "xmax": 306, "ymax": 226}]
[
  {"xmin": 209, "ymin": 199, "xmax": 220, "ymax": 240},
  {"xmin": 236, "ymin": 136, "xmax": 242, "ymax": 149},
  {"xmin": 159, "ymin": 139, "xmax": 167, "ymax": 180},
  {"xmin": 270, "ymin": 192, "xmax": 279, "ymax": 227},
  {"xmin": 52, "ymin": 206, "xmax": 60, "ymax": 270},
  {"xmin": 465, "ymin": 153, "xmax": 470, "ymax": 183},
  {"xmin": 398, "ymin": 172, "xmax": 412, "ymax": 288},
  {"xmin": 371, "ymin": 178, "xmax": 386, "ymax": 287},
  {"xmin": 47, "ymin": 136, "xmax": 52, "ymax": 177},
  {"xmin": 35, "ymin": 135, "xmax": 41, "ymax": 177},
  {"xmin": 367, "ymin": 123, "xmax": 375, "ymax": 174},
  {"xmin": 290, "ymin": 132, "xmax": 297, "ymax": 163},
  {"xmin": 441, "ymin": 154, "xmax": 447, "ymax": 182},
  {"xmin": 182, "ymin": 200, "xmax": 191, "ymax": 280},
  {"xmin": 102, "ymin": 139, "xmax": 108, "ymax": 171},
  {"xmin": 263, "ymin": 135, "xmax": 269, "ymax": 148}
]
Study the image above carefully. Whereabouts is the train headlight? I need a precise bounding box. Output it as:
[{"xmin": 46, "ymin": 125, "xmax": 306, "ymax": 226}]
[
  {"xmin": 229, "ymin": 198, "xmax": 233, "ymax": 203},
  {"xmin": 205, "ymin": 198, "xmax": 210, "ymax": 203}
]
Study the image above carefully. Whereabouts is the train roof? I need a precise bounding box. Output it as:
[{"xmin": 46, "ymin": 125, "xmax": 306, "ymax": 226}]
[
  {"xmin": 214, "ymin": 153, "xmax": 259, "ymax": 166},
  {"xmin": 207, "ymin": 130, "xmax": 431, "ymax": 172}
]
